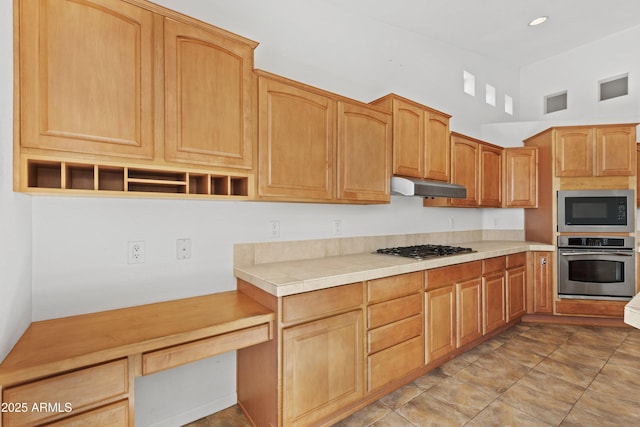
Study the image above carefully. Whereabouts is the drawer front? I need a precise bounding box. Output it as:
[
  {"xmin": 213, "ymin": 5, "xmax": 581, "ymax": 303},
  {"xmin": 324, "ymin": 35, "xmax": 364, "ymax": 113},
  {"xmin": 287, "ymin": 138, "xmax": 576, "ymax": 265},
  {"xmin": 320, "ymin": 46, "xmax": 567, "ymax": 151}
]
[
  {"xmin": 282, "ymin": 283, "xmax": 363, "ymax": 325},
  {"xmin": 46, "ymin": 400, "xmax": 129, "ymax": 427},
  {"xmin": 367, "ymin": 272, "xmax": 423, "ymax": 303},
  {"xmin": 368, "ymin": 293, "xmax": 422, "ymax": 329},
  {"xmin": 3, "ymin": 359, "xmax": 128, "ymax": 426},
  {"xmin": 482, "ymin": 256, "xmax": 506, "ymax": 274},
  {"xmin": 368, "ymin": 314, "xmax": 422, "ymax": 354},
  {"xmin": 427, "ymin": 261, "xmax": 482, "ymax": 289},
  {"xmin": 367, "ymin": 336, "xmax": 423, "ymax": 391},
  {"xmin": 142, "ymin": 323, "xmax": 272, "ymax": 375},
  {"xmin": 507, "ymin": 252, "xmax": 527, "ymax": 269}
]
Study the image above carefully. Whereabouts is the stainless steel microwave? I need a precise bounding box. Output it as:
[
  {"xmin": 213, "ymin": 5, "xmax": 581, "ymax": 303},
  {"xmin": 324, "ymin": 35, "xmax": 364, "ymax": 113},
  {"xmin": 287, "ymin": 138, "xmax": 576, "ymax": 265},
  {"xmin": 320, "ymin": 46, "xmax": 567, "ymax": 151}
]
[{"xmin": 557, "ymin": 190, "xmax": 635, "ymax": 233}]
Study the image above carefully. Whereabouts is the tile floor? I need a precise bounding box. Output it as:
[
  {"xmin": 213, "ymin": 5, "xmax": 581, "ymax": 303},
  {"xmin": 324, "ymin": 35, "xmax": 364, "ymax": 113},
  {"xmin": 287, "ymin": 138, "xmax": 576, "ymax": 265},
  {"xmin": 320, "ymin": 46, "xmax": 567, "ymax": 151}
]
[{"xmin": 185, "ymin": 322, "xmax": 640, "ymax": 427}]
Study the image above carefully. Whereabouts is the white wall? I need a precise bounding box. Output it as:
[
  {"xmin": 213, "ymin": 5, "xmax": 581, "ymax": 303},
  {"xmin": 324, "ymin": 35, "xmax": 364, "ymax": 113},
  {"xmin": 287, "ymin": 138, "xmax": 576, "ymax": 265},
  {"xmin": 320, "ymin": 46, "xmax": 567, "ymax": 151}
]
[
  {"xmin": 0, "ymin": 0, "xmax": 32, "ymax": 362},
  {"xmin": 519, "ymin": 25, "xmax": 640, "ymax": 124}
]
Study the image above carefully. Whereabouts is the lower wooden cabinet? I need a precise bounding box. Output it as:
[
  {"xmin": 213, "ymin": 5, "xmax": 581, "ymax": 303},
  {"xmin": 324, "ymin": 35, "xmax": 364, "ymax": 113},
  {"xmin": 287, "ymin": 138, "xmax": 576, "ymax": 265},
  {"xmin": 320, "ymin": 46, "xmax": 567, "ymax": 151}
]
[
  {"xmin": 366, "ymin": 272, "xmax": 424, "ymax": 391},
  {"xmin": 482, "ymin": 257, "xmax": 507, "ymax": 335},
  {"xmin": 282, "ymin": 310, "xmax": 364, "ymax": 426},
  {"xmin": 425, "ymin": 285, "xmax": 456, "ymax": 363},
  {"xmin": 47, "ymin": 400, "xmax": 129, "ymax": 427},
  {"xmin": 530, "ymin": 251, "xmax": 553, "ymax": 314},
  {"xmin": 506, "ymin": 254, "xmax": 527, "ymax": 322},
  {"xmin": 2, "ymin": 359, "xmax": 129, "ymax": 426},
  {"xmin": 239, "ymin": 253, "xmax": 533, "ymax": 426},
  {"xmin": 456, "ymin": 278, "xmax": 483, "ymax": 347}
]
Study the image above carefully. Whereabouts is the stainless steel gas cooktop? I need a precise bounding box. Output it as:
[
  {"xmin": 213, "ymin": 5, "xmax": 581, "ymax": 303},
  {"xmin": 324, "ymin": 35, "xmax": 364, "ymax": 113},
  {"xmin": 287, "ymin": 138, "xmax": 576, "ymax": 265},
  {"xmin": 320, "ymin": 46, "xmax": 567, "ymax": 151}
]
[{"xmin": 375, "ymin": 244, "xmax": 475, "ymax": 260}]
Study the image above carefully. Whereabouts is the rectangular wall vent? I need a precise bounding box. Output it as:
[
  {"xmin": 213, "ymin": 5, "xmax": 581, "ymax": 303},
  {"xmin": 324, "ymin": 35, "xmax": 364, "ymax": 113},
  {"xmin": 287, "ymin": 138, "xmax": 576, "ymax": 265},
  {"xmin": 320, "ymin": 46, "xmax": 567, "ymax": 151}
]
[
  {"xmin": 599, "ymin": 74, "xmax": 628, "ymax": 101},
  {"xmin": 544, "ymin": 91, "xmax": 567, "ymax": 114}
]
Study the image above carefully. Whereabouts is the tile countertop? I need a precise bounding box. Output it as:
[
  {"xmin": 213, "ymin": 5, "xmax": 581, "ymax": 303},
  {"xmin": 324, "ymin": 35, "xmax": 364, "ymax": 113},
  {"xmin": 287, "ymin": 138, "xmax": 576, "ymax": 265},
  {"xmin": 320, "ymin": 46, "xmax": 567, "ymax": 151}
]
[
  {"xmin": 624, "ymin": 293, "xmax": 640, "ymax": 329},
  {"xmin": 234, "ymin": 240, "xmax": 555, "ymax": 297}
]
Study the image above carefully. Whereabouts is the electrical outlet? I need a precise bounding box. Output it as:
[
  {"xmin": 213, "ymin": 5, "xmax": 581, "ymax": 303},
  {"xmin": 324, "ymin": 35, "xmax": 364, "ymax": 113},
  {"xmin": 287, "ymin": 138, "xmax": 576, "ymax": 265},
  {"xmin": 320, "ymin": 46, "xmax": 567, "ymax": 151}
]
[
  {"xmin": 333, "ymin": 219, "xmax": 342, "ymax": 235},
  {"xmin": 269, "ymin": 221, "xmax": 280, "ymax": 238},
  {"xmin": 177, "ymin": 238, "xmax": 192, "ymax": 260},
  {"xmin": 128, "ymin": 241, "xmax": 145, "ymax": 264}
]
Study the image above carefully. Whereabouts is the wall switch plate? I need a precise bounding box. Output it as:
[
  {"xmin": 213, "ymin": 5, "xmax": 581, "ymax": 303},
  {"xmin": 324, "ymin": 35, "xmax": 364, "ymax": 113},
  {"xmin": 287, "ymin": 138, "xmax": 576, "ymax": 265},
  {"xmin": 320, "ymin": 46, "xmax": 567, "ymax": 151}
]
[
  {"xmin": 177, "ymin": 238, "xmax": 192, "ymax": 260},
  {"xmin": 128, "ymin": 241, "xmax": 145, "ymax": 264}
]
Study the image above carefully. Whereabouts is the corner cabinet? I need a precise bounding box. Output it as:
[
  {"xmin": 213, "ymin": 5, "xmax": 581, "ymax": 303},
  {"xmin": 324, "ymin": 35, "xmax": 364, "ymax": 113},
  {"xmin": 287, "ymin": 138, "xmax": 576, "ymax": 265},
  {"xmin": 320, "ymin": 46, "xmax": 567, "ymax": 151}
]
[
  {"xmin": 426, "ymin": 133, "xmax": 504, "ymax": 208},
  {"xmin": 370, "ymin": 94, "xmax": 451, "ymax": 182},
  {"xmin": 15, "ymin": 0, "xmax": 257, "ymax": 198},
  {"xmin": 256, "ymin": 71, "xmax": 391, "ymax": 203}
]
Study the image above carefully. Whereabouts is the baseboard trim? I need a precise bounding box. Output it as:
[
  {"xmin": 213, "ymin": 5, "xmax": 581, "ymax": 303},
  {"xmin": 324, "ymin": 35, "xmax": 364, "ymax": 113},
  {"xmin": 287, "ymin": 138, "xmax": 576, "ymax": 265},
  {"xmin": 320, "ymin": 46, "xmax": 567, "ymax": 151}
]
[{"xmin": 142, "ymin": 394, "xmax": 237, "ymax": 427}]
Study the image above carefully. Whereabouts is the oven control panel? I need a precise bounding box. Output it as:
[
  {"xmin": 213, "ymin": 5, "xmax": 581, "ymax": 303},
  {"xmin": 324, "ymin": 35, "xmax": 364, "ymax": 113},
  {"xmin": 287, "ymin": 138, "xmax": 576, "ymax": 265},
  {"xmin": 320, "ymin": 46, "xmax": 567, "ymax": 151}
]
[{"xmin": 558, "ymin": 236, "xmax": 634, "ymax": 249}]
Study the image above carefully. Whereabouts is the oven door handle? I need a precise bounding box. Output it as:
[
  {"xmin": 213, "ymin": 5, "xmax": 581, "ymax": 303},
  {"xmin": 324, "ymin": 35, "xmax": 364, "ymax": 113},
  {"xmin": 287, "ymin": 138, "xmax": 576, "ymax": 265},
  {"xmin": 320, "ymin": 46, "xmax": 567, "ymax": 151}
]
[{"xmin": 559, "ymin": 251, "xmax": 634, "ymax": 257}]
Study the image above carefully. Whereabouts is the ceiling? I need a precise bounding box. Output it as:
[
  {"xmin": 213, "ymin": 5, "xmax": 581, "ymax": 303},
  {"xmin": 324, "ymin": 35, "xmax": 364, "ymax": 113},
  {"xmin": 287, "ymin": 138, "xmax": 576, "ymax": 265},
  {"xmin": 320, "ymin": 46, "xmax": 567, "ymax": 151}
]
[{"xmin": 322, "ymin": 0, "xmax": 640, "ymax": 67}]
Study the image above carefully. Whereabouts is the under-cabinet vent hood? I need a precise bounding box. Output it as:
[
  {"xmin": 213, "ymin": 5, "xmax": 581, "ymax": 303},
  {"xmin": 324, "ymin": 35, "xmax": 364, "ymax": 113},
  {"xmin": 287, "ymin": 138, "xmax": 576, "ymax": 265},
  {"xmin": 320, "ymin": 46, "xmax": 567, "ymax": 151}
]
[{"xmin": 391, "ymin": 176, "xmax": 467, "ymax": 199}]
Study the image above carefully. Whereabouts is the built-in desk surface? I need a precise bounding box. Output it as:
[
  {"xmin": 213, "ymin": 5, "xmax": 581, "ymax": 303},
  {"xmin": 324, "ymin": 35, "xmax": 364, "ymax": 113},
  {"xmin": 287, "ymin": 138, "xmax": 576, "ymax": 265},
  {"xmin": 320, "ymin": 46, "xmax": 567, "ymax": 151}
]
[{"xmin": 0, "ymin": 291, "xmax": 275, "ymax": 386}]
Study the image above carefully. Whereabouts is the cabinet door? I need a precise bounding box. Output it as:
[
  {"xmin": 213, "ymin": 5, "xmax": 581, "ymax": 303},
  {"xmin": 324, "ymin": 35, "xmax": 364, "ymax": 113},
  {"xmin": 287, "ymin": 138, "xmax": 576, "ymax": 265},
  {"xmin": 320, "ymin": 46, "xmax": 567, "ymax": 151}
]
[
  {"xmin": 482, "ymin": 272, "xmax": 506, "ymax": 334},
  {"xmin": 424, "ymin": 112, "xmax": 450, "ymax": 182},
  {"xmin": 425, "ymin": 286, "xmax": 456, "ymax": 363},
  {"xmin": 456, "ymin": 278, "xmax": 483, "ymax": 348},
  {"xmin": 19, "ymin": 0, "xmax": 154, "ymax": 159},
  {"xmin": 164, "ymin": 18, "xmax": 254, "ymax": 169},
  {"xmin": 392, "ymin": 100, "xmax": 425, "ymax": 178},
  {"xmin": 532, "ymin": 252, "xmax": 553, "ymax": 314},
  {"xmin": 505, "ymin": 147, "xmax": 538, "ymax": 208},
  {"xmin": 450, "ymin": 136, "xmax": 479, "ymax": 206},
  {"xmin": 555, "ymin": 128, "xmax": 594, "ymax": 177},
  {"xmin": 479, "ymin": 144, "xmax": 503, "ymax": 207},
  {"xmin": 337, "ymin": 101, "xmax": 391, "ymax": 202},
  {"xmin": 595, "ymin": 126, "xmax": 636, "ymax": 176},
  {"xmin": 258, "ymin": 77, "xmax": 335, "ymax": 200},
  {"xmin": 506, "ymin": 266, "xmax": 527, "ymax": 322},
  {"xmin": 282, "ymin": 310, "xmax": 364, "ymax": 426}
]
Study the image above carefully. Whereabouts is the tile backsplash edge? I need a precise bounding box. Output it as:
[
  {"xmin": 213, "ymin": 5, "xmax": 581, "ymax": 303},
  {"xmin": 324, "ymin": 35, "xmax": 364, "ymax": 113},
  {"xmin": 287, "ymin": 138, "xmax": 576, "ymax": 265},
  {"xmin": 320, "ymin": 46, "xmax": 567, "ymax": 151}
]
[{"xmin": 234, "ymin": 229, "xmax": 525, "ymax": 267}]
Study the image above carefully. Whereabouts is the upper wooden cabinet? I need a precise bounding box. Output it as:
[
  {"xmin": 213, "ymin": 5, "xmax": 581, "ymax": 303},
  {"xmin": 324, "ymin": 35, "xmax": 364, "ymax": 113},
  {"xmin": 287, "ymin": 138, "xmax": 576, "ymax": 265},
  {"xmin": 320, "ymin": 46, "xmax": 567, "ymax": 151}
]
[
  {"xmin": 257, "ymin": 72, "xmax": 391, "ymax": 203},
  {"xmin": 337, "ymin": 102, "xmax": 392, "ymax": 202},
  {"xmin": 450, "ymin": 133, "xmax": 480, "ymax": 207},
  {"xmin": 371, "ymin": 94, "xmax": 451, "ymax": 182},
  {"xmin": 163, "ymin": 17, "xmax": 254, "ymax": 169},
  {"xmin": 556, "ymin": 125, "xmax": 636, "ymax": 177},
  {"xmin": 16, "ymin": 0, "xmax": 258, "ymax": 197},
  {"xmin": 18, "ymin": 0, "xmax": 156, "ymax": 160},
  {"xmin": 505, "ymin": 147, "xmax": 538, "ymax": 208},
  {"xmin": 479, "ymin": 144, "xmax": 503, "ymax": 208}
]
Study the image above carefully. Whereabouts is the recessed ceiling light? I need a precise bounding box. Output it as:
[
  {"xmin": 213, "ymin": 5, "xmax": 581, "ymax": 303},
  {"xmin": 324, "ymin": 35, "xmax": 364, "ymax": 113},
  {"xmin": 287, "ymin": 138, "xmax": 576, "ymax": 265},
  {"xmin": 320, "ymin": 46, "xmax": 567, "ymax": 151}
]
[{"xmin": 528, "ymin": 16, "xmax": 548, "ymax": 26}]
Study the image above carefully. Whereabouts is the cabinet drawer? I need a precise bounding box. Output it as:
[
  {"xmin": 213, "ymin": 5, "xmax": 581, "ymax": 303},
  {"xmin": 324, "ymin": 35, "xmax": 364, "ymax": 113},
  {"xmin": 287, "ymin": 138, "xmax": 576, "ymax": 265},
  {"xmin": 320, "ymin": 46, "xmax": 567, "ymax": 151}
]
[
  {"xmin": 2, "ymin": 359, "xmax": 128, "ymax": 426},
  {"xmin": 142, "ymin": 323, "xmax": 272, "ymax": 375},
  {"xmin": 46, "ymin": 400, "xmax": 129, "ymax": 427},
  {"xmin": 367, "ymin": 336, "xmax": 423, "ymax": 391},
  {"xmin": 507, "ymin": 252, "xmax": 527, "ymax": 269},
  {"xmin": 368, "ymin": 293, "xmax": 422, "ymax": 329},
  {"xmin": 427, "ymin": 261, "xmax": 481, "ymax": 289},
  {"xmin": 367, "ymin": 272, "xmax": 423, "ymax": 303},
  {"xmin": 483, "ymin": 256, "xmax": 506, "ymax": 274},
  {"xmin": 282, "ymin": 283, "xmax": 363, "ymax": 325},
  {"xmin": 368, "ymin": 314, "xmax": 422, "ymax": 354}
]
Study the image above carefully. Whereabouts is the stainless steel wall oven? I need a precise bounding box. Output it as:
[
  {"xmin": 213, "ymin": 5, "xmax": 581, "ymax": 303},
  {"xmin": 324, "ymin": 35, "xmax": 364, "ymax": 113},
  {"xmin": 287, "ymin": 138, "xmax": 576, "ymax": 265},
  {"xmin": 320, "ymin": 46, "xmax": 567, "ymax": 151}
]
[{"xmin": 558, "ymin": 236, "xmax": 635, "ymax": 301}]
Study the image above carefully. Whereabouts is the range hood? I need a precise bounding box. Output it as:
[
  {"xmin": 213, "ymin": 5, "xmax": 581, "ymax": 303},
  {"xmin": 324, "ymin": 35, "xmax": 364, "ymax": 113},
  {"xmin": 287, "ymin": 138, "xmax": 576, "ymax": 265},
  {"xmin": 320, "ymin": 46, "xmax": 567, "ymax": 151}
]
[{"xmin": 390, "ymin": 176, "xmax": 467, "ymax": 199}]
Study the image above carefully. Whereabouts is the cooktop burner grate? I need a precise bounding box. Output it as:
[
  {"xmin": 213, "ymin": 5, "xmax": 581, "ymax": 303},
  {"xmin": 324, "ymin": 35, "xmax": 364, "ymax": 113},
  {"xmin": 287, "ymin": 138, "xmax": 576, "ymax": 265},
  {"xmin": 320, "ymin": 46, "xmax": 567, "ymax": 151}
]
[{"xmin": 375, "ymin": 244, "xmax": 475, "ymax": 260}]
